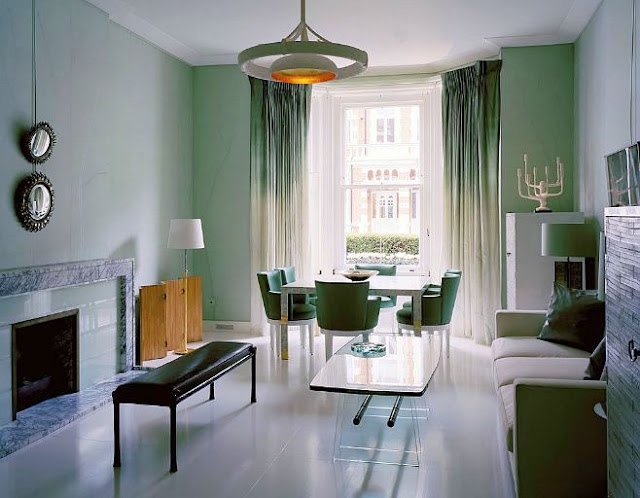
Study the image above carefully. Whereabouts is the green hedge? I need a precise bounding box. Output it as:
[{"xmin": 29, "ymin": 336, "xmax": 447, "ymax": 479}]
[{"xmin": 346, "ymin": 233, "xmax": 419, "ymax": 255}]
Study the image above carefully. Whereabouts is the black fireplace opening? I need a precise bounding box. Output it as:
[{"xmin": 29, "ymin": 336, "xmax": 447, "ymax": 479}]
[{"xmin": 12, "ymin": 309, "xmax": 79, "ymax": 419}]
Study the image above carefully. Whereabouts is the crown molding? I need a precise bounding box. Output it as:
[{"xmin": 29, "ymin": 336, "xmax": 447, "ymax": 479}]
[
  {"xmin": 485, "ymin": 0, "xmax": 602, "ymax": 48},
  {"xmin": 84, "ymin": 0, "xmax": 201, "ymax": 65}
]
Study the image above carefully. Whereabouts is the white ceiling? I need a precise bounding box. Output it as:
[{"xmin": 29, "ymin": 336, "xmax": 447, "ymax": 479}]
[{"xmin": 86, "ymin": 0, "xmax": 602, "ymax": 73}]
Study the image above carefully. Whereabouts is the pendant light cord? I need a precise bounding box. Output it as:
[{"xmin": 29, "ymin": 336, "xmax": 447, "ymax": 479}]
[
  {"xmin": 32, "ymin": 0, "xmax": 37, "ymax": 125},
  {"xmin": 31, "ymin": 0, "xmax": 37, "ymax": 173},
  {"xmin": 631, "ymin": 0, "xmax": 636, "ymax": 143}
]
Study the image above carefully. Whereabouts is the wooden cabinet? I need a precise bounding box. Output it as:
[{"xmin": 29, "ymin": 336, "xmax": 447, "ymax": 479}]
[
  {"xmin": 505, "ymin": 212, "xmax": 584, "ymax": 309},
  {"xmin": 140, "ymin": 276, "xmax": 203, "ymax": 361}
]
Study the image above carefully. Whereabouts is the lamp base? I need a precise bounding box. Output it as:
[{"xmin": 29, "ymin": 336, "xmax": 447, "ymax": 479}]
[{"xmin": 174, "ymin": 348, "xmax": 196, "ymax": 355}]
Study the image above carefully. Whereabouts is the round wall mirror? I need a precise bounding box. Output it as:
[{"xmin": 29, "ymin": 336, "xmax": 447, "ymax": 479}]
[
  {"xmin": 23, "ymin": 122, "xmax": 56, "ymax": 164},
  {"xmin": 15, "ymin": 172, "xmax": 55, "ymax": 232}
]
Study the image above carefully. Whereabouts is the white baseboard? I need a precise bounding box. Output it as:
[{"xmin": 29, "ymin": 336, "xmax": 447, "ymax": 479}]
[{"xmin": 203, "ymin": 320, "xmax": 253, "ymax": 335}]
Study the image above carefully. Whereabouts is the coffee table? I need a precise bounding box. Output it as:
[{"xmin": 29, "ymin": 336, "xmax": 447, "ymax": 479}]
[{"xmin": 310, "ymin": 333, "xmax": 441, "ymax": 466}]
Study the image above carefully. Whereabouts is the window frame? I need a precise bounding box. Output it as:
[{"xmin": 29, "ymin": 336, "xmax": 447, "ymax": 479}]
[{"xmin": 308, "ymin": 81, "xmax": 442, "ymax": 278}]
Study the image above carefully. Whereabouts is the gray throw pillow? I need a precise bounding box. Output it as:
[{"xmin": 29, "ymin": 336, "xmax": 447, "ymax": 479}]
[
  {"xmin": 538, "ymin": 282, "xmax": 605, "ymax": 353},
  {"xmin": 584, "ymin": 337, "xmax": 606, "ymax": 380}
]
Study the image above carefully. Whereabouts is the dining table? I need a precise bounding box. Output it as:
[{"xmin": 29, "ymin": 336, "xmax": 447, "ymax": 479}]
[{"xmin": 279, "ymin": 274, "xmax": 429, "ymax": 360}]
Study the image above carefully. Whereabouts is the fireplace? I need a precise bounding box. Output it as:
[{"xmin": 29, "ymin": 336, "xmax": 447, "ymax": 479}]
[{"xmin": 12, "ymin": 310, "xmax": 79, "ymax": 420}]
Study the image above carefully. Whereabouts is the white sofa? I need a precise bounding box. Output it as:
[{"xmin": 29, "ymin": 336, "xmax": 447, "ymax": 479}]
[{"xmin": 492, "ymin": 310, "xmax": 606, "ymax": 498}]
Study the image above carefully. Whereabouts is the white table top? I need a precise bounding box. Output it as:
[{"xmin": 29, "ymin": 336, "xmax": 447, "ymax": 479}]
[
  {"xmin": 310, "ymin": 334, "xmax": 441, "ymax": 397},
  {"xmin": 282, "ymin": 275, "xmax": 429, "ymax": 295}
]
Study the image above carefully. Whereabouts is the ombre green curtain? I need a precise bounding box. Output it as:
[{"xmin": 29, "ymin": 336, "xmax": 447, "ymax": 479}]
[
  {"xmin": 442, "ymin": 61, "xmax": 501, "ymax": 345},
  {"xmin": 249, "ymin": 77, "xmax": 312, "ymax": 333}
]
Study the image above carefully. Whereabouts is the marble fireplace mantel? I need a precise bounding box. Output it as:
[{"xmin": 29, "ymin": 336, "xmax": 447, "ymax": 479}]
[
  {"xmin": 0, "ymin": 258, "xmax": 135, "ymax": 371},
  {"xmin": 0, "ymin": 258, "xmax": 139, "ymax": 458}
]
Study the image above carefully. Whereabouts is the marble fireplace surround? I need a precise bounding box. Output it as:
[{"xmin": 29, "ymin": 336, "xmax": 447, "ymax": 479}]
[{"xmin": 0, "ymin": 258, "xmax": 138, "ymax": 458}]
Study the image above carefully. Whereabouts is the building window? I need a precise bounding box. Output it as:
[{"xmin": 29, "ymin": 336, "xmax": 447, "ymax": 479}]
[
  {"xmin": 379, "ymin": 196, "xmax": 387, "ymax": 218},
  {"xmin": 383, "ymin": 169, "xmax": 390, "ymax": 181},
  {"xmin": 387, "ymin": 195, "xmax": 395, "ymax": 218},
  {"xmin": 392, "ymin": 169, "xmax": 398, "ymax": 180},
  {"xmin": 375, "ymin": 108, "xmax": 396, "ymax": 143},
  {"xmin": 367, "ymin": 170, "xmax": 373, "ymax": 181},
  {"xmin": 410, "ymin": 169, "xmax": 416, "ymax": 181}
]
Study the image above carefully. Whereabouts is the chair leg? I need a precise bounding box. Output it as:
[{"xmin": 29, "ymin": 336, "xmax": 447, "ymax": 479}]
[
  {"xmin": 275, "ymin": 326, "xmax": 281, "ymax": 357},
  {"xmin": 209, "ymin": 382, "xmax": 215, "ymax": 400},
  {"xmin": 308, "ymin": 323, "xmax": 314, "ymax": 356},
  {"xmin": 445, "ymin": 328, "xmax": 450, "ymax": 358},
  {"xmin": 324, "ymin": 332, "xmax": 333, "ymax": 361},
  {"xmin": 113, "ymin": 401, "xmax": 121, "ymax": 467},
  {"xmin": 170, "ymin": 404, "xmax": 177, "ymax": 473},
  {"xmin": 270, "ymin": 325, "xmax": 275, "ymax": 351},
  {"xmin": 300, "ymin": 325, "xmax": 306, "ymax": 349}
]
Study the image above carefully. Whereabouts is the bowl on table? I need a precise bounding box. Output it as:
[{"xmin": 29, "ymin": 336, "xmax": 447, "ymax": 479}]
[{"xmin": 338, "ymin": 269, "xmax": 379, "ymax": 281}]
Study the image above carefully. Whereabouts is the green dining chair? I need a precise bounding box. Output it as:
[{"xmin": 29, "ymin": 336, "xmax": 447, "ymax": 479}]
[
  {"xmin": 396, "ymin": 272, "xmax": 462, "ymax": 358},
  {"xmin": 315, "ymin": 280, "xmax": 381, "ymax": 361},
  {"xmin": 278, "ymin": 266, "xmax": 316, "ymax": 306},
  {"xmin": 402, "ymin": 269, "xmax": 462, "ymax": 308},
  {"xmin": 355, "ymin": 264, "xmax": 397, "ymax": 308},
  {"xmin": 257, "ymin": 270, "xmax": 317, "ymax": 356}
]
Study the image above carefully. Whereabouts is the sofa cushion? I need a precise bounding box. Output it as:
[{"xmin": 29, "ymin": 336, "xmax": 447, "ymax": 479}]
[
  {"xmin": 538, "ymin": 283, "xmax": 605, "ymax": 353},
  {"xmin": 584, "ymin": 337, "xmax": 607, "ymax": 380},
  {"xmin": 493, "ymin": 357, "xmax": 590, "ymax": 390},
  {"xmin": 498, "ymin": 384, "xmax": 515, "ymax": 452},
  {"xmin": 492, "ymin": 336, "xmax": 590, "ymax": 361}
]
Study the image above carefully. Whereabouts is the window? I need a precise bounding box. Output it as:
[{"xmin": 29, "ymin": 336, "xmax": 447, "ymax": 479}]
[
  {"xmin": 344, "ymin": 103, "xmax": 422, "ymax": 266},
  {"xmin": 387, "ymin": 195, "xmax": 395, "ymax": 218},
  {"xmin": 381, "ymin": 195, "xmax": 388, "ymax": 218},
  {"xmin": 375, "ymin": 108, "xmax": 396, "ymax": 143},
  {"xmin": 307, "ymin": 82, "xmax": 443, "ymax": 276}
]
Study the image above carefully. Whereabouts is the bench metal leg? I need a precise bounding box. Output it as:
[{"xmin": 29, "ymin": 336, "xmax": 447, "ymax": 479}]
[
  {"xmin": 113, "ymin": 401, "xmax": 121, "ymax": 467},
  {"xmin": 251, "ymin": 347, "xmax": 257, "ymax": 403},
  {"xmin": 170, "ymin": 405, "xmax": 177, "ymax": 473},
  {"xmin": 209, "ymin": 382, "xmax": 215, "ymax": 400}
]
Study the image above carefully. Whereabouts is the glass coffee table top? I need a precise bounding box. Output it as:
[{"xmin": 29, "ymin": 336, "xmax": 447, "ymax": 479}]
[{"xmin": 310, "ymin": 333, "xmax": 441, "ymax": 397}]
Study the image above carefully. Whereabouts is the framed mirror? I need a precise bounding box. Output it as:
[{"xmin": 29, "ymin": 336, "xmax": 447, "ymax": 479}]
[
  {"xmin": 23, "ymin": 122, "xmax": 56, "ymax": 164},
  {"xmin": 15, "ymin": 172, "xmax": 55, "ymax": 232}
]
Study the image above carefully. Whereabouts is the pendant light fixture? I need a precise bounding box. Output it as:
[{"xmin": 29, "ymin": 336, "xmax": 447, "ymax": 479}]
[{"xmin": 238, "ymin": 0, "xmax": 368, "ymax": 84}]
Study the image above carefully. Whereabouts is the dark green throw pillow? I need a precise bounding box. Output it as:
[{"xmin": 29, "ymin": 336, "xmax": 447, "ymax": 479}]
[
  {"xmin": 584, "ymin": 337, "xmax": 606, "ymax": 380},
  {"xmin": 538, "ymin": 282, "xmax": 605, "ymax": 353}
]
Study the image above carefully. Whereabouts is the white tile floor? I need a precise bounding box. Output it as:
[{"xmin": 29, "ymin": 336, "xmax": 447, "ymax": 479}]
[{"xmin": 0, "ymin": 314, "xmax": 515, "ymax": 498}]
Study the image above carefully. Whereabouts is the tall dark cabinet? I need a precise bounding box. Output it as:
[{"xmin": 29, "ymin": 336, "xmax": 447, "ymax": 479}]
[{"xmin": 605, "ymin": 206, "xmax": 640, "ymax": 496}]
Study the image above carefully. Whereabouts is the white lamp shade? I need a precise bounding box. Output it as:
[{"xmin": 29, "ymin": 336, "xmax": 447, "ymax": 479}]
[
  {"xmin": 541, "ymin": 223, "xmax": 595, "ymax": 258},
  {"xmin": 167, "ymin": 219, "xmax": 205, "ymax": 249}
]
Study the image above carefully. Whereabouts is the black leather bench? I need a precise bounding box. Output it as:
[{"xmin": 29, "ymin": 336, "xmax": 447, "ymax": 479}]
[{"xmin": 112, "ymin": 341, "xmax": 256, "ymax": 472}]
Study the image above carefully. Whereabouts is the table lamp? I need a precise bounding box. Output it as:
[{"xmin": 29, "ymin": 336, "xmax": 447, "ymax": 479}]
[
  {"xmin": 541, "ymin": 223, "xmax": 596, "ymax": 289},
  {"xmin": 168, "ymin": 219, "xmax": 205, "ymax": 354}
]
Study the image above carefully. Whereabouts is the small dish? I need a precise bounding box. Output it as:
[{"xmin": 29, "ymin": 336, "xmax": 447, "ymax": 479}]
[{"xmin": 350, "ymin": 341, "xmax": 386, "ymax": 358}]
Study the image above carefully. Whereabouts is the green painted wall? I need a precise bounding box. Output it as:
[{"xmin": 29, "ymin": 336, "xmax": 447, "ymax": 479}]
[
  {"xmin": 575, "ymin": 0, "xmax": 636, "ymax": 229},
  {"xmin": 193, "ymin": 66, "xmax": 251, "ymax": 322},
  {"xmin": 500, "ymin": 45, "xmax": 575, "ymax": 303},
  {"xmin": 0, "ymin": 0, "xmax": 193, "ymax": 287}
]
